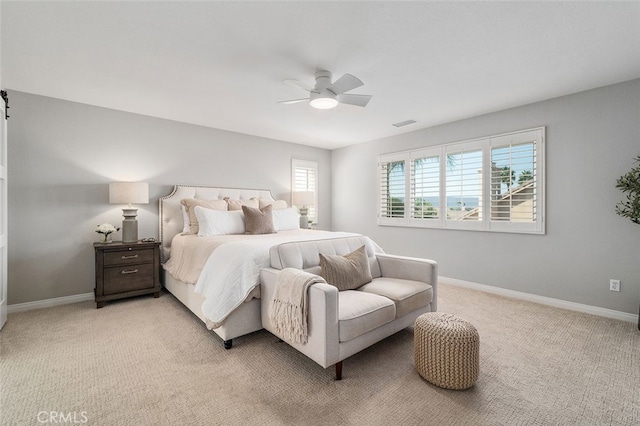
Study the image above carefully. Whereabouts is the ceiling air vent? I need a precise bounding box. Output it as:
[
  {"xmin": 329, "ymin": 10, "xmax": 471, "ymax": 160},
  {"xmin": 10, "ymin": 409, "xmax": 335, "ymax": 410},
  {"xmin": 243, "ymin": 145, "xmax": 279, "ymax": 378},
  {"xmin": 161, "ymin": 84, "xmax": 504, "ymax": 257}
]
[{"xmin": 392, "ymin": 120, "xmax": 417, "ymax": 128}]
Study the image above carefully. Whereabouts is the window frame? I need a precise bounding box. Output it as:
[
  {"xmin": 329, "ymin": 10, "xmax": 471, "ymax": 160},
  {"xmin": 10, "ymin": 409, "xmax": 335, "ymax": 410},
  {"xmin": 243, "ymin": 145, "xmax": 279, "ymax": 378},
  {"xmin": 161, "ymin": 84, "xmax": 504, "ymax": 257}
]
[{"xmin": 378, "ymin": 127, "xmax": 545, "ymax": 235}]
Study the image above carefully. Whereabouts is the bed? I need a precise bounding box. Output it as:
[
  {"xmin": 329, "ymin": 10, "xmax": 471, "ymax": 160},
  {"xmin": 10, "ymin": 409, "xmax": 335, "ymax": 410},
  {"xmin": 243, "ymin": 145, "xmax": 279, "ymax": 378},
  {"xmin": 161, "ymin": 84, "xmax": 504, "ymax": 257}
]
[{"xmin": 159, "ymin": 185, "xmax": 360, "ymax": 349}]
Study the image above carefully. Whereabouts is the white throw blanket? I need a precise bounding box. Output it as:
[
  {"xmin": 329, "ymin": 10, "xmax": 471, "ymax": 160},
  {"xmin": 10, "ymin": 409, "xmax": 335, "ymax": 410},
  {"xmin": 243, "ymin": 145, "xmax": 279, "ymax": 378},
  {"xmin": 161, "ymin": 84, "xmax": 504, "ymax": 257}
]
[{"xmin": 269, "ymin": 268, "xmax": 326, "ymax": 344}]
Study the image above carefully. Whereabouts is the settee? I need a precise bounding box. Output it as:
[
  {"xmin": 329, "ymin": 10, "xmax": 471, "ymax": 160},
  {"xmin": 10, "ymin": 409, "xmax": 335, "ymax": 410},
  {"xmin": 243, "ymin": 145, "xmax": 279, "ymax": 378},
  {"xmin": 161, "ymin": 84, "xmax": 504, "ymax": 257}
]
[{"xmin": 260, "ymin": 236, "xmax": 438, "ymax": 379}]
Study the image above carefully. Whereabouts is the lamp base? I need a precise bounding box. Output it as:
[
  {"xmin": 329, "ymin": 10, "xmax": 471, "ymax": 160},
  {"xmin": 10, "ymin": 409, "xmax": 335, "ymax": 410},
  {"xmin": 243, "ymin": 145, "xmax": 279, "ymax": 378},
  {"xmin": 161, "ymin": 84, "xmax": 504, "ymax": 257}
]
[
  {"xmin": 122, "ymin": 208, "xmax": 139, "ymax": 243},
  {"xmin": 299, "ymin": 207, "xmax": 309, "ymax": 229}
]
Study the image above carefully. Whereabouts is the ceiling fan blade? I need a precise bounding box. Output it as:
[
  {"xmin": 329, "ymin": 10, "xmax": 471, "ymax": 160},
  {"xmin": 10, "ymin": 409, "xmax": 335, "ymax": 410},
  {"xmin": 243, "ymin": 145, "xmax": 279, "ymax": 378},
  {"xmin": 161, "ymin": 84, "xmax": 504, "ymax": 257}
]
[
  {"xmin": 338, "ymin": 93, "xmax": 372, "ymax": 107},
  {"xmin": 278, "ymin": 98, "xmax": 310, "ymax": 105},
  {"xmin": 328, "ymin": 73, "xmax": 364, "ymax": 95},
  {"xmin": 283, "ymin": 79, "xmax": 319, "ymax": 94}
]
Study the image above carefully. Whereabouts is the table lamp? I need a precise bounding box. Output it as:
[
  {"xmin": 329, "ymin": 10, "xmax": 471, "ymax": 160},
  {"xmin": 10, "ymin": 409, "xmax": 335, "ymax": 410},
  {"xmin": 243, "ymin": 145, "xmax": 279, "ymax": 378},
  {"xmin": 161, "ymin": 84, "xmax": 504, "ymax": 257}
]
[
  {"xmin": 292, "ymin": 191, "xmax": 315, "ymax": 229},
  {"xmin": 109, "ymin": 182, "xmax": 149, "ymax": 243}
]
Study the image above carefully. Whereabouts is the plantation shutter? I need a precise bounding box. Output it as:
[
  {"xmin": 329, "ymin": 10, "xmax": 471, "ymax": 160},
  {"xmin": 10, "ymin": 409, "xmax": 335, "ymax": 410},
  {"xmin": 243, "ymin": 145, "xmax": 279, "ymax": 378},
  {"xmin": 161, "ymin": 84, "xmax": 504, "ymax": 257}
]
[
  {"xmin": 489, "ymin": 129, "xmax": 543, "ymax": 233},
  {"xmin": 410, "ymin": 149, "xmax": 441, "ymax": 222},
  {"xmin": 379, "ymin": 154, "xmax": 408, "ymax": 224},
  {"xmin": 445, "ymin": 141, "xmax": 483, "ymax": 226}
]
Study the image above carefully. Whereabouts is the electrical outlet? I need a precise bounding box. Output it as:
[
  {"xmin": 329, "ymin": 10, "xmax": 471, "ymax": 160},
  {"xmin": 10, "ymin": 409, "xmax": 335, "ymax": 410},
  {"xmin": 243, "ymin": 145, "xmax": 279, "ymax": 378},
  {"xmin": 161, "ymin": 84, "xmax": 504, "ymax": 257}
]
[{"xmin": 609, "ymin": 279, "xmax": 621, "ymax": 292}]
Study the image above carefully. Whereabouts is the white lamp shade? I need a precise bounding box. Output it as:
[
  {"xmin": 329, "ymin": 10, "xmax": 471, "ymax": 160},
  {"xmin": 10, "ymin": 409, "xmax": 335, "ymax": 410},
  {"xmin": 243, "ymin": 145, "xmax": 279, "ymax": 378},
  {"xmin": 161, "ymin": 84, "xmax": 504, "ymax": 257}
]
[
  {"xmin": 109, "ymin": 182, "xmax": 149, "ymax": 205},
  {"xmin": 292, "ymin": 191, "xmax": 315, "ymax": 206}
]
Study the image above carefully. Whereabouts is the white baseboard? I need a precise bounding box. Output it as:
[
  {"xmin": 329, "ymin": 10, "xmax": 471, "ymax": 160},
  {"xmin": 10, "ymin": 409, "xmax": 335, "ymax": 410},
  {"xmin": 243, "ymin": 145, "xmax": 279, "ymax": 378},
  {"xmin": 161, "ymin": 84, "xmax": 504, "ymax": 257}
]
[
  {"xmin": 441, "ymin": 276, "xmax": 639, "ymax": 324},
  {"xmin": 6, "ymin": 280, "xmax": 639, "ymax": 325},
  {"xmin": 7, "ymin": 292, "xmax": 94, "ymax": 314}
]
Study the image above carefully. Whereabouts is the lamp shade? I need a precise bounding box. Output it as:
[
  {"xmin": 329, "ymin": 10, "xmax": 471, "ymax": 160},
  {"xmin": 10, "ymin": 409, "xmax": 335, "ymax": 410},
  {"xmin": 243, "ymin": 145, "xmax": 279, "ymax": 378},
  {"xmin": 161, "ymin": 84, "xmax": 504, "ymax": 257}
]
[
  {"xmin": 109, "ymin": 182, "xmax": 149, "ymax": 205},
  {"xmin": 292, "ymin": 191, "xmax": 315, "ymax": 206}
]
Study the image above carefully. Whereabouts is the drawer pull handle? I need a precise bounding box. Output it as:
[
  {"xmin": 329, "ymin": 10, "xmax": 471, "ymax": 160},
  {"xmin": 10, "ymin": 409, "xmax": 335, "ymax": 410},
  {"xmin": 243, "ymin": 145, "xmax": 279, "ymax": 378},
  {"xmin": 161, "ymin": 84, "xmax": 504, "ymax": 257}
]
[
  {"xmin": 121, "ymin": 254, "xmax": 139, "ymax": 260},
  {"xmin": 121, "ymin": 269, "xmax": 138, "ymax": 275}
]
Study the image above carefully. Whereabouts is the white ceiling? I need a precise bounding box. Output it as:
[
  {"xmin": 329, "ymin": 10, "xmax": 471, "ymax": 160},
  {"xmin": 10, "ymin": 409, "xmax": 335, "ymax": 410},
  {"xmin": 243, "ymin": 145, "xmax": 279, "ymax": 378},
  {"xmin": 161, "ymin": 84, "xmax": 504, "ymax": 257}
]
[{"xmin": 2, "ymin": 1, "xmax": 639, "ymax": 150}]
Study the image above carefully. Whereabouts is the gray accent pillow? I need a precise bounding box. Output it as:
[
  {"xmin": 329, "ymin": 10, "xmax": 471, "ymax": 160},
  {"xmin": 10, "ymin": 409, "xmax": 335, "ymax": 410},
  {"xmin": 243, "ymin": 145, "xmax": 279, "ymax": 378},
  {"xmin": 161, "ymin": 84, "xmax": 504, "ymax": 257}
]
[
  {"xmin": 242, "ymin": 204, "xmax": 277, "ymax": 234},
  {"xmin": 319, "ymin": 245, "xmax": 372, "ymax": 291}
]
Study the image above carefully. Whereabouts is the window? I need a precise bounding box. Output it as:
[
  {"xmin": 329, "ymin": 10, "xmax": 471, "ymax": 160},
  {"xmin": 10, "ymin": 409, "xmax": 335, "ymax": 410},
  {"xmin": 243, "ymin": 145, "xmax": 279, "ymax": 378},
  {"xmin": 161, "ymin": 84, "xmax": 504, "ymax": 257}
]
[
  {"xmin": 378, "ymin": 127, "xmax": 545, "ymax": 234},
  {"xmin": 292, "ymin": 159, "xmax": 318, "ymax": 223}
]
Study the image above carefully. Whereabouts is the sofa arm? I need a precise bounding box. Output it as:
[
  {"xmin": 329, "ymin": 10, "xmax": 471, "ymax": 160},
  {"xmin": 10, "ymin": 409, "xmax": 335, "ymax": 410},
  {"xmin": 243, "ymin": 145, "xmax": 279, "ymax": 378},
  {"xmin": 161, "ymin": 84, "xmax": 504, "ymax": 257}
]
[
  {"xmin": 260, "ymin": 268, "xmax": 341, "ymax": 368},
  {"xmin": 376, "ymin": 254, "xmax": 438, "ymax": 311}
]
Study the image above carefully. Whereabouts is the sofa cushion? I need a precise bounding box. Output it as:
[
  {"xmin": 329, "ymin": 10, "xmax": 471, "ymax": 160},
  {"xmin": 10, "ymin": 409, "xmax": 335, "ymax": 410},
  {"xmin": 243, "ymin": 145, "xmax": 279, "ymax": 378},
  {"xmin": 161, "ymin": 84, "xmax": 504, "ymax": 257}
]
[
  {"xmin": 338, "ymin": 291, "xmax": 396, "ymax": 342},
  {"xmin": 359, "ymin": 278, "xmax": 433, "ymax": 318},
  {"xmin": 319, "ymin": 245, "xmax": 372, "ymax": 291}
]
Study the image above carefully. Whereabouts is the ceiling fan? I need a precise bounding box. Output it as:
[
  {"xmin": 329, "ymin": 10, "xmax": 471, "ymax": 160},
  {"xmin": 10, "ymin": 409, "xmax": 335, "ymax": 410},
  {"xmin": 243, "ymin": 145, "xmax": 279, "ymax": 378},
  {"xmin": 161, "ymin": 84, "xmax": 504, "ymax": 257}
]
[{"xmin": 279, "ymin": 70, "xmax": 372, "ymax": 109}]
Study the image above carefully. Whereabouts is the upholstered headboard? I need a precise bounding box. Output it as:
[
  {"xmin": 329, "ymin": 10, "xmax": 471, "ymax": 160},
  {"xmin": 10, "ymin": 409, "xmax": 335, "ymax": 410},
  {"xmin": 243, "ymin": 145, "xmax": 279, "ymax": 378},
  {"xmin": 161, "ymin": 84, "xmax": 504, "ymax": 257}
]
[{"xmin": 158, "ymin": 185, "xmax": 276, "ymax": 262}]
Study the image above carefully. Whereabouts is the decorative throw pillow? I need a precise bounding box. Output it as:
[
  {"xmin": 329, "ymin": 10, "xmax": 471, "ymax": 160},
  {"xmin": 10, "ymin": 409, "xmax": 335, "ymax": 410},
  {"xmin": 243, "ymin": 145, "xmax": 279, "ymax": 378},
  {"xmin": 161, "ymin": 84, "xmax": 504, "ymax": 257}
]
[
  {"xmin": 242, "ymin": 205, "xmax": 277, "ymax": 234},
  {"xmin": 259, "ymin": 199, "xmax": 288, "ymax": 210},
  {"xmin": 226, "ymin": 198, "xmax": 260, "ymax": 211},
  {"xmin": 272, "ymin": 207, "xmax": 300, "ymax": 231},
  {"xmin": 180, "ymin": 198, "xmax": 228, "ymax": 234},
  {"xmin": 195, "ymin": 207, "xmax": 245, "ymax": 236},
  {"xmin": 319, "ymin": 245, "xmax": 372, "ymax": 291}
]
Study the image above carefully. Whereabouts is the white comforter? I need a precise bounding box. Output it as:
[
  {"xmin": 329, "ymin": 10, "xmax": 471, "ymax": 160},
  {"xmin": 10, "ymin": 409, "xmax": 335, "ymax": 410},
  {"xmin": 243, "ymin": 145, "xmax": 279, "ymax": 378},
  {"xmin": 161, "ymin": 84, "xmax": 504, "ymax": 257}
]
[{"xmin": 168, "ymin": 230, "xmax": 360, "ymax": 328}]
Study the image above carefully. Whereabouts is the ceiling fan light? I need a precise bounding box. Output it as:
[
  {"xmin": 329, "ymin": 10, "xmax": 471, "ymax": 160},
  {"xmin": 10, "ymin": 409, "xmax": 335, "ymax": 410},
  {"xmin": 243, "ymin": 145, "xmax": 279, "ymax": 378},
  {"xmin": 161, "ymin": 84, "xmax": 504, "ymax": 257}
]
[{"xmin": 310, "ymin": 97, "xmax": 338, "ymax": 110}]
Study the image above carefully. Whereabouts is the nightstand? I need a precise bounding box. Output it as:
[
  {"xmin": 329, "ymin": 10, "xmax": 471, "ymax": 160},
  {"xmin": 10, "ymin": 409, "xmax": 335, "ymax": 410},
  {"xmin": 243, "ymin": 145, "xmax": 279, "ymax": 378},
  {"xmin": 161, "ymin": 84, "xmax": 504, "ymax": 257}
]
[{"xmin": 94, "ymin": 241, "xmax": 161, "ymax": 308}]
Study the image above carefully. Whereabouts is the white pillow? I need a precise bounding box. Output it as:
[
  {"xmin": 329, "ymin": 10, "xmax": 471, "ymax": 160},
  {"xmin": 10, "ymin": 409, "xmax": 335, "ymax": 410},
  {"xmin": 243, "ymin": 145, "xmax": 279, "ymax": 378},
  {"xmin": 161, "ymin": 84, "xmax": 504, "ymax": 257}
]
[
  {"xmin": 195, "ymin": 206, "xmax": 246, "ymax": 236},
  {"xmin": 272, "ymin": 207, "xmax": 300, "ymax": 231}
]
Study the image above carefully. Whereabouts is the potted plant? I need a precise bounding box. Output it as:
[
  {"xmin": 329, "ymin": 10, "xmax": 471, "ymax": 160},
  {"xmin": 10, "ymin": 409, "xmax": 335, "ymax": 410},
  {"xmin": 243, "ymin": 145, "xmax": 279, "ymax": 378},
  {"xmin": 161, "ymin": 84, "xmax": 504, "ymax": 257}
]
[
  {"xmin": 616, "ymin": 156, "xmax": 640, "ymax": 225},
  {"xmin": 615, "ymin": 156, "xmax": 640, "ymax": 330}
]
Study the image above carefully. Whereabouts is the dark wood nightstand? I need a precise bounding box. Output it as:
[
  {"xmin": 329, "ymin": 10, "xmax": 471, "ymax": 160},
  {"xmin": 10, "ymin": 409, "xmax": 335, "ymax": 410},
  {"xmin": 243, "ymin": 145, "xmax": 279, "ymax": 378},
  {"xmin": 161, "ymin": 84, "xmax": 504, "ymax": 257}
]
[{"xmin": 94, "ymin": 241, "xmax": 161, "ymax": 308}]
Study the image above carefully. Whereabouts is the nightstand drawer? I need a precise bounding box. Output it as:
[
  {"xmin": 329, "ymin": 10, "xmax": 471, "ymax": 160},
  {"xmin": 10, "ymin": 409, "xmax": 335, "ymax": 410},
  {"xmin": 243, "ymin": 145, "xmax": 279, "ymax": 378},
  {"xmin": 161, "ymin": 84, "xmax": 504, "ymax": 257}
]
[
  {"xmin": 103, "ymin": 248, "xmax": 155, "ymax": 266},
  {"xmin": 103, "ymin": 263, "xmax": 155, "ymax": 295}
]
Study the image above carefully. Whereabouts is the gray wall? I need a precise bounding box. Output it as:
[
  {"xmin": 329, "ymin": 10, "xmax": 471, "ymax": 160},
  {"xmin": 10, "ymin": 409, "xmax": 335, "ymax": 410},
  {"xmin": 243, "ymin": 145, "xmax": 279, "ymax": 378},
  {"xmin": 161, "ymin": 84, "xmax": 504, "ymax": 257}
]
[
  {"xmin": 332, "ymin": 79, "xmax": 640, "ymax": 315},
  {"xmin": 8, "ymin": 91, "xmax": 331, "ymax": 304}
]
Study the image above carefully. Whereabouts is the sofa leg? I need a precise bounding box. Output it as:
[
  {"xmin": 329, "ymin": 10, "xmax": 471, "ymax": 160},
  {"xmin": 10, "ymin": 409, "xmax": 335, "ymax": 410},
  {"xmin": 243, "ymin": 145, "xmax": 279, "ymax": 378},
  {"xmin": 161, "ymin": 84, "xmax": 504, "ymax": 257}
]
[
  {"xmin": 334, "ymin": 361, "xmax": 343, "ymax": 380},
  {"xmin": 223, "ymin": 339, "xmax": 233, "ymax": 350}
]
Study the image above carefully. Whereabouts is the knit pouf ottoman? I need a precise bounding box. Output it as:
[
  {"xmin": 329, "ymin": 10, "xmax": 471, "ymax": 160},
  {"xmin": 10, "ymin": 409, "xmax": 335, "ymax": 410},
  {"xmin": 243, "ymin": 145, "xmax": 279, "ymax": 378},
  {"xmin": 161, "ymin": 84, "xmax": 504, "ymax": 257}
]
[{"xmin": 414, "ymin": 312, "xmax": 479, "ymax": 390}]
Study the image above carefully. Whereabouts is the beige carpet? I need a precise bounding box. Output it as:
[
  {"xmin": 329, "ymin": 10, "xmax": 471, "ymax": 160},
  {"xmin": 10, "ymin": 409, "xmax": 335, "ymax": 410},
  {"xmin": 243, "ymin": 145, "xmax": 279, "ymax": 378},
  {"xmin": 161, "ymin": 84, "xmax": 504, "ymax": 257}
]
[{"xmin": 1, "ymin": 282, "xmax": 638, "ymax": 426}]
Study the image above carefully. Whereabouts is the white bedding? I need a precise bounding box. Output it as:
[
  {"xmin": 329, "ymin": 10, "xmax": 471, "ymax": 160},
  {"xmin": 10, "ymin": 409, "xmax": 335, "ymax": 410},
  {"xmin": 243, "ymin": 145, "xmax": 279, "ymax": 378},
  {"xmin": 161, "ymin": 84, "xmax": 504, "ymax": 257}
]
[{"xmin": 164, "ymin": 230, "xmax": 361, "ymax": 328}]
